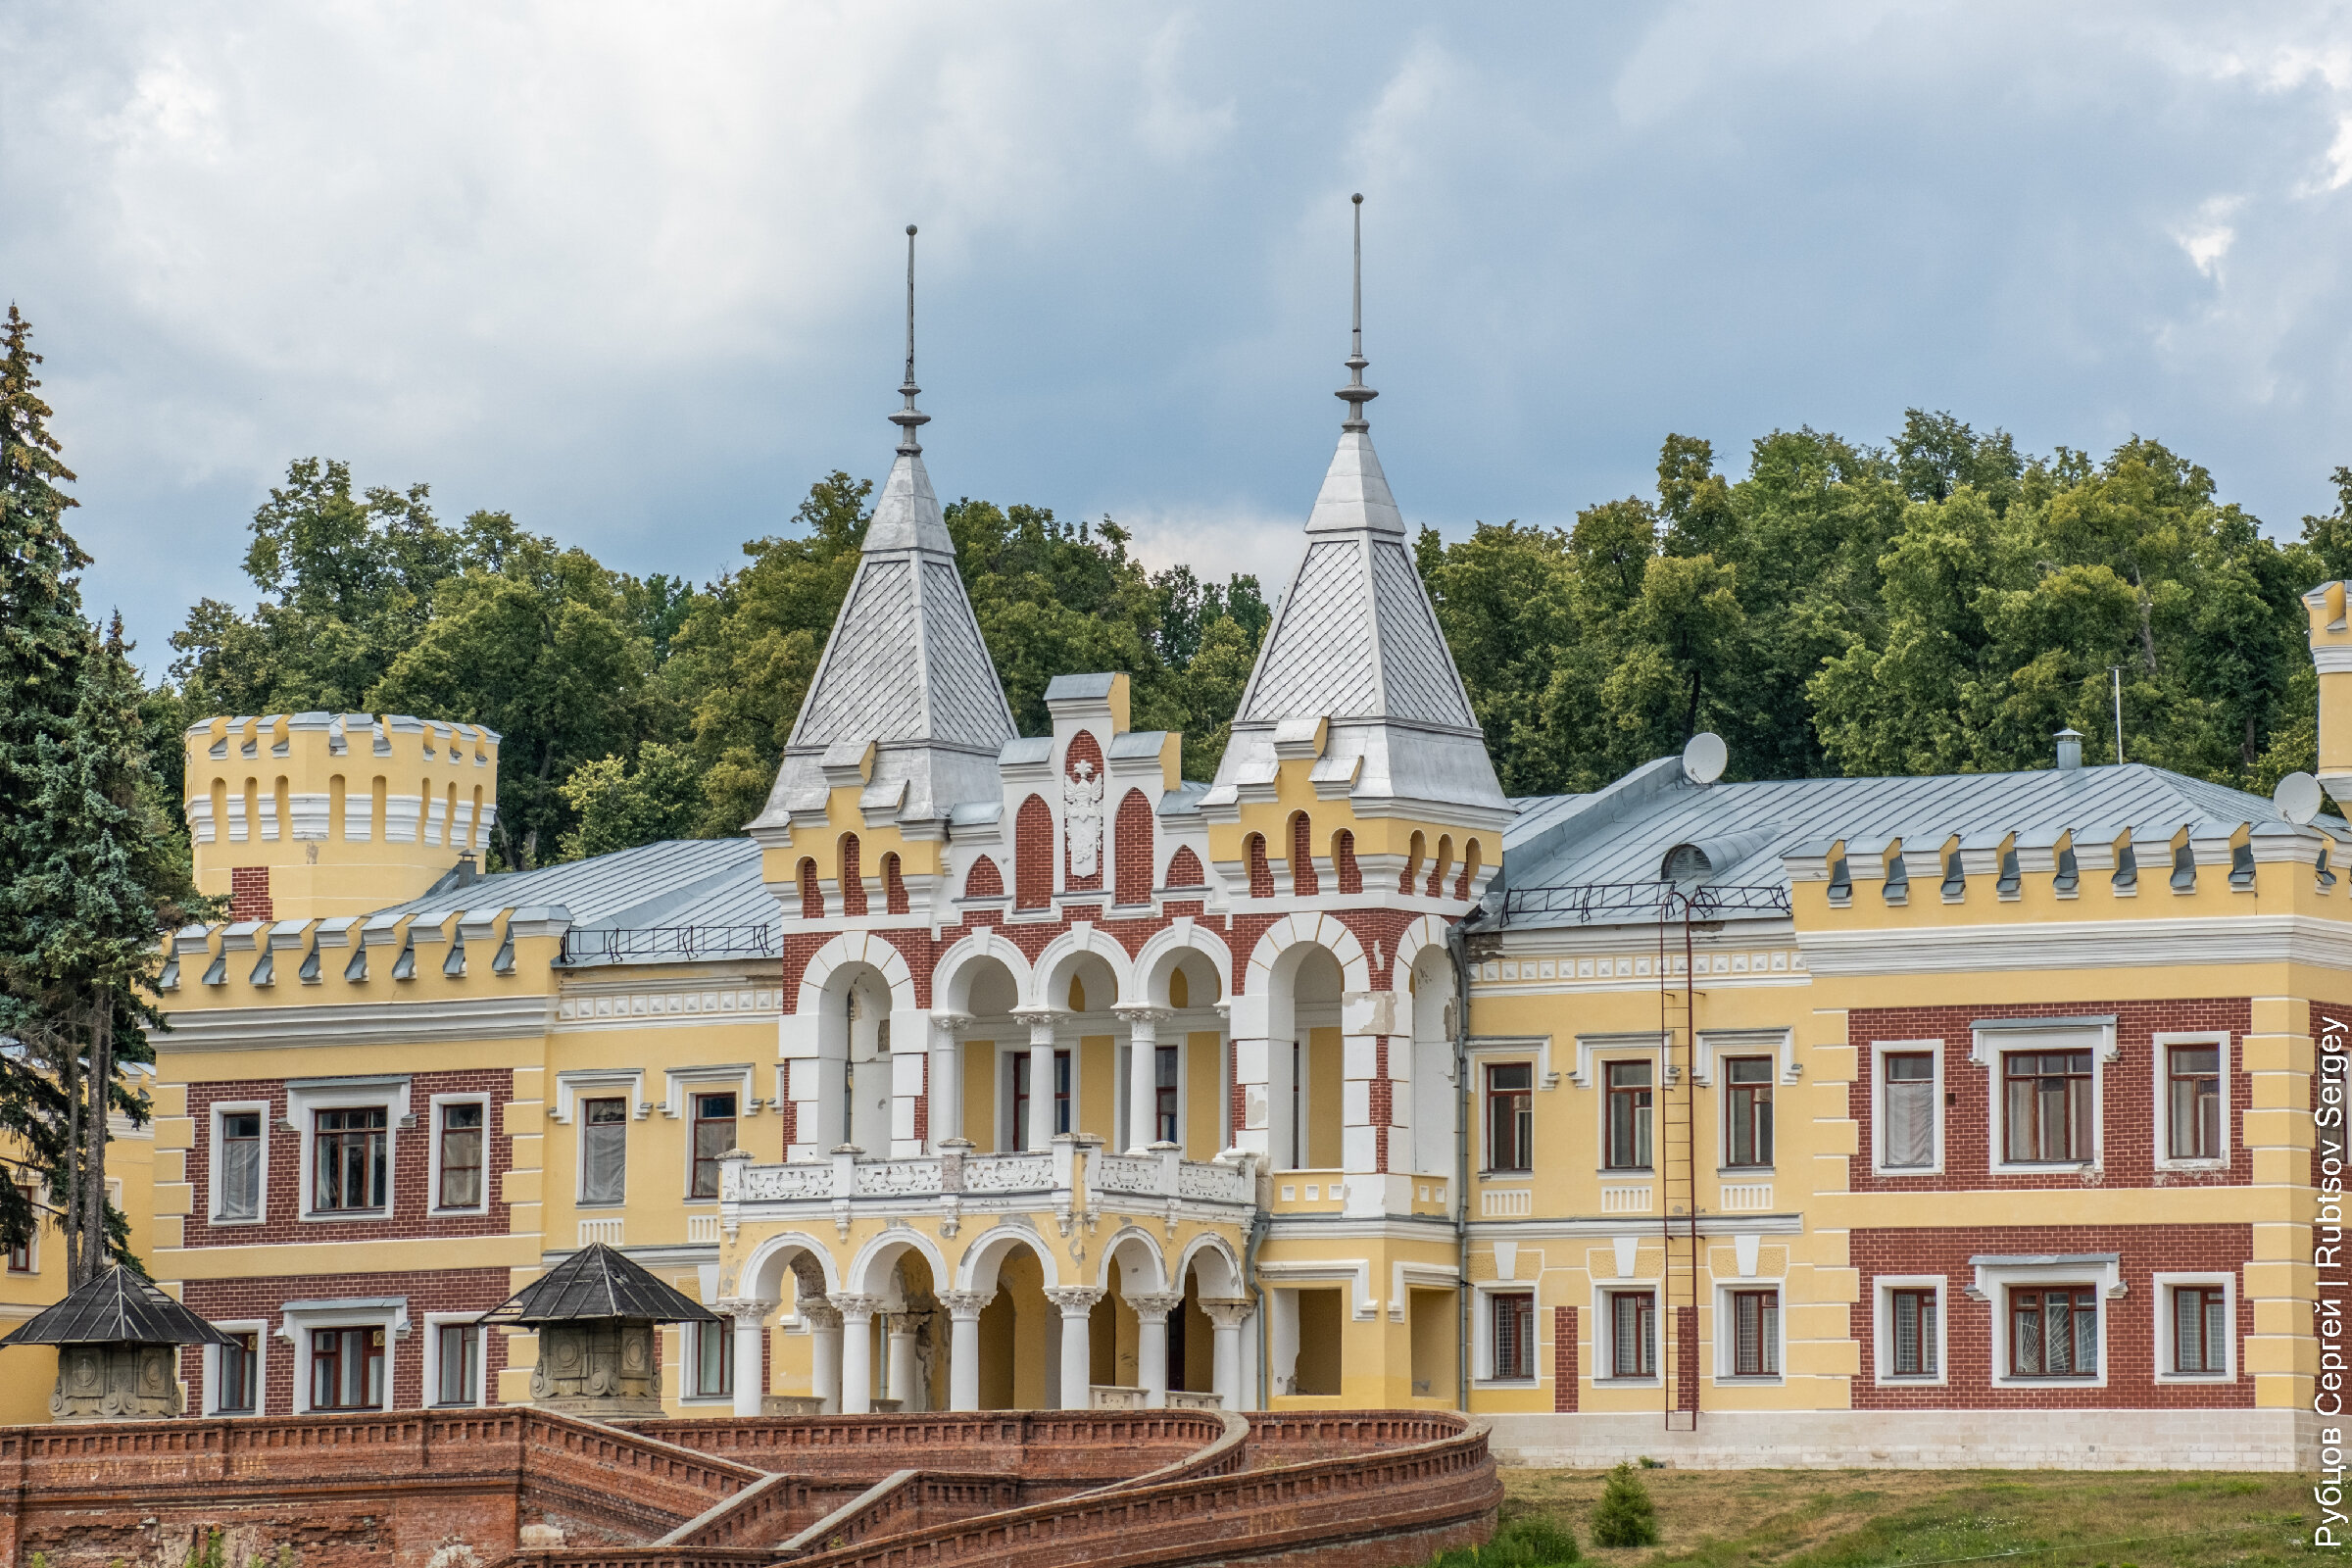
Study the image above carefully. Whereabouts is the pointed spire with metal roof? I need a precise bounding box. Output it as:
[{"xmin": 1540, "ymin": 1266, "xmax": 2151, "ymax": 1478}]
[
  {"xmin": 1209, "ymin": 195, "xmax": 1507, "ymax": 823},
  {"xmin": 477, "ymin": 1243, "xmax": 718, "ymax": 1325},
  {"xmin": 1, "ymin": 1264, "xmax": 235, "ymax": 1347},
  {"xmin": 750, "ymin": 226, "xmax": 1018, "ymax": 836}
]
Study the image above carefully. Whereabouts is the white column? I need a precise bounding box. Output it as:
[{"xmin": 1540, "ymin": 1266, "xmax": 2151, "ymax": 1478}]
[
  {"xmin": 1128, "ymin": 1291, "xmax": 1183, "ymax": 1407},
  {"xmin": 835, "ymin": 1293, "xmax": 881, "ymax": 1414},
  {"xmin": 1202, "ymin": 1298, "xmax": 1252, "ymax": 1410},
  {"xmin": 804, "ymin": 1300, "xmax": 843, "ymax": 1414},
  {"xmin": 886, "ymin": 1319, "xmax": 917, "ymax": 1409},
  {"xmin": 1117, "ymin": 1007, "xmax": 1169, "ymax": 1153},
  {"xmin": 1026, "ymin": 1016, "xmax": 1059, "ymax": 1152},
  {"xmin": 1047, "ymin": 1287, "xmax": 1104, "ymax": 1410},
  {"xmin": 941, "ymin": 1290, "xmax": 991, "ymax": 1411},
  {"xmin": 721, "ymin": 1299, "xmax": 771, "ymax": 1418},
  {"xmin": 1229, "ymin": 992, "xmax": 1276, "ymax": 1163},
  {"xmin": 930, "ymin": 1013, "xmax": 969, "ymax": 1151}
]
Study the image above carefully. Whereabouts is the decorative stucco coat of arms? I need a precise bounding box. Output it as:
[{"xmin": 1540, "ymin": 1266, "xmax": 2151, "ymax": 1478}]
[{"xmin": 1064, "ymin": 759, "xmax": 1104, "ymax": 878}]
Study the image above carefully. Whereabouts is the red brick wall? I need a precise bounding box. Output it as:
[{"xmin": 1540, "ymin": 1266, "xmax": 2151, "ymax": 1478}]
[
  {"xmin": 1165, "ymin": 846, "xmax": 1205, "ymax": 888},
  {"xmin": 1115, "ymin": 789, "xmax": 1153, "ymax": 906},
  {"xmin": 799, "ymin": 858, "xmax": 823, "ymax": 919},
  {"xmin": 840, "ymin": 833, "xmax": 868, "ymax": 917},
  {"xmin": 1247, "ymin": 834, "xmax": 1273, "ymax": 899},
  {"xmin": 1335, "ymin": 831, "xmax": 1362, "ymax": 896},
  {"xmin": 1674, "ymin": 1305, "xmax": 1697, "ymax": 1411},
  {"xmin": 1015, "ymin": 796, "xmax": 1054, "ymax": 909},
  {"xmin": 230, "ymin": 865, "xmax": 273, "ymax": 922},
  {"xmin": 965, "ymin": 856, "xmax": 1004, "ymax": 899},
  {"xmin": 1290, "ymin": 812, "xmax": 1319, "ymax": 898},
  {"xmin": 1846, "ymin": 998, "xmax": 2255, "ymax": 1192},
  {"xmin": 181, "ymin": 1070, "xmax": 514, "ymax": 1248},
  {"xmin": 884, "ymin": 853, "xmax": 908, "ymax": 915},
  {"xmin": 1064, "ymin": 732, "xmax": 1104, "ymax": 893},
  {"xmin": 1848, "ymin": 1223, "xmax": 2253, "ymax": 1408},
  {"xmin": 1552, "ymin": 1306, "xmax": 1577, "ymax": 1411},
  {"xmin": 181, "ymin": 1266, "xmax": 513, "ymax": 1416}
]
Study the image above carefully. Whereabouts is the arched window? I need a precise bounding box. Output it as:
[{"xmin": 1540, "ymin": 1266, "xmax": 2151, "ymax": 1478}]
[
  {"xmin": 1289, "ymin": 811, "xmax": 1318, "ymax": 897},
  {"xmin": 964, "ymin": 856, "xmax": 1004, "ymax": 899},
  {"xmin": 1426, "ymin": 834, "xmax": 1453, "ymax": 899},
  {"xmin": 1334, "ymin": 829, "xmax": 1362, "ymax": 895},
  {"xmin": 1165, "ymin": 845, "xmax": 1206, "ymax": 888},
  {"xmin": 1246, "ymin": 833, "xmax": 1273, "ymax": 899},
  {"xmin": 1400, "ymin": 831, "xmax": 1425, "ymax": 896},
  {"xmin": 1455, "ymin": 838, "xmax": 1482, "ymax": 901},
  {"xmin": 883, "ymin": 852, "xmax": 908, "ymax": 915},
  {"xmin": 798, "ymin": 858, "xmax": 822, "ymax": 920},
  {"xmin": 1015, "ymin": 795, "xmax": 1054, "ymax": 909},
  {"xmin": 1115, "ymin": 789, "xmax": 1153, "ymax": 906},
  {"xmin": 840, "ymin": 832, "xmax": 867, "ymax": 916}
]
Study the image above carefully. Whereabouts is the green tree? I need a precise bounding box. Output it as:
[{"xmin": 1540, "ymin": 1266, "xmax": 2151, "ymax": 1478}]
[
  {"xmin": 557, "ymin": 742, "xmax": 706, "ymax": 860},
  {"xmin": 1589, "ymin": 1462, "xmax": 1659, "ymax": 1548}
]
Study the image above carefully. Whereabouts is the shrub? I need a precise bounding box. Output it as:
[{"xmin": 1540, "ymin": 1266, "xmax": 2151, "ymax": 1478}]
[
  {"xmin": 1494, "ymin": 1514, "xmax": 1582, "ymax": 1564},
  {"xmin": 1591, "ymin": 1462, "xmax": 1660, "ymax": 1548}
]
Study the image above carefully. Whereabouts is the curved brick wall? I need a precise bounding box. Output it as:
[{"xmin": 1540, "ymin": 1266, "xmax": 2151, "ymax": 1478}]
[{"xmin": 0, "ymin": 1407, "xmax": 1497, "ymax": 1568}]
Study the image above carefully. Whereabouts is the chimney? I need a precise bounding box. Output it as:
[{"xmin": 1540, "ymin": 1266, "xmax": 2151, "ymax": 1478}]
[
  {"xmin": 2054, "ymin": 728, "xmax": 2083, "ymax": 771},
  {"xmin": 2308, "ymin": 582, "xmax": 2352, "ymax": 812},
  {"xmin": 455, "ymin": 852, "xmax": 478, "ymax": 887}
]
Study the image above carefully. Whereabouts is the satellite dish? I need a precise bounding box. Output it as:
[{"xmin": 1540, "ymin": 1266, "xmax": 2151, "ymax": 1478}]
[
  {"xmin": 1682, "ymin": 732, "xmax": 1727, "ymax": 786},
  {"xmin": 2276, "ymin": 770, "xmax": 2325, "ymax": 826}
]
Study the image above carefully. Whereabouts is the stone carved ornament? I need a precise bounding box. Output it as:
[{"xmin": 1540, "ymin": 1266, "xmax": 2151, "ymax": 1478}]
[{"xmin": 1064, "ymin": 758, "xmax": 1104, "ymax": 878}]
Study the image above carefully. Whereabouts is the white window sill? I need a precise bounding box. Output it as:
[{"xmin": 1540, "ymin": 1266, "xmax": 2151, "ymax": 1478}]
[
  {"xmin": 1717, "ymin": 1166, "xmax": 1775, "ymax": 1177},
  {"xmin": 677, "ymin": 1396, "xmax": 735, "ymax": 1407},
  {"xmin": 1473, "ymin": 1378, "xmax": 1540, "ymax": 1390},
  {"xmin": 302, "ymin": 1209, "xmax": 390, "ymax": 1223},
  {"xmin": 208, "ymin": 1215, "xmax": 267, "ymax": 1227},
  {"xmin": 2154, "ymin": 1159, "xmax": 2229, "ymax": 1174},
  {"xmin": 2154, "ymin": 1371, "xmax": 2235, "ymax": 1385},
  {"xmin": 1713, "ymin": 1375, "xmax": 1784, "ymax": 1386},
  {"xmin": 1594, "ymin": 1377, "xmax": 1661, "ymax": 1389},
  {"xmin": 426, "ymin": 1207, "xmax": 489, "ymax": 1219},
  {"xmin": 1988, "ymin": 1162, "xmax": 2094, "ymax": 1176},
  {"xmin": 1872, "ymin": 1164, "xmax": 1942, "ymax": 1178},
  {"xmin": 1873, "ymin": 1374, "xmax": 1947, "ymax": 1388},
  {"xmin": 1991, "ymin": 1376, "xmax": 2104, "ymax": 1390}
]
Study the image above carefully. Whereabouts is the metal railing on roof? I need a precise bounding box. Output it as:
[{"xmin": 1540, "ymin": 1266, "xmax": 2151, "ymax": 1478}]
[
  {"xmin": 561, "ymin": 924, "xmax": 778, "ymax": 963},
  {"xmin": 1499, "ymin": 881, "xmax": 1791, "ymax": 923}
]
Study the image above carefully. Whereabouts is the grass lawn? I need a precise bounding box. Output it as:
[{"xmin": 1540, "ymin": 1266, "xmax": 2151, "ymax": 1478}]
[{"xmin": 1496, "ymin": 1466, "xmax": 2321, "ymax": 1567}]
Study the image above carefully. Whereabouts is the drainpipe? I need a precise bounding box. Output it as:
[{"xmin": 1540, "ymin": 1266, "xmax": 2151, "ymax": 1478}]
[
  {"xmin": 1446, "ymin": 917, "xmax": 1475, "ymax": 1412},
  {"xmin": 1246, "ymin": 1198, "xmax": 1271, "ymax": 1411}
]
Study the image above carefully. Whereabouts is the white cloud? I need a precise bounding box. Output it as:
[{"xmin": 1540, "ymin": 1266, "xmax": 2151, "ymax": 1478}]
[{"xmin": 2174, "ymin": 196, "xmax": 2244, "ymax": 278}]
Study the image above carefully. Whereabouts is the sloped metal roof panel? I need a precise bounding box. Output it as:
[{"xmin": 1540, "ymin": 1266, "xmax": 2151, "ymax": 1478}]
[
  {"xmin": 478, "ymin": 1243, "xmax": 719, "ymax": 1325},
  {"xmin": 1, "ymin": 1265, "xmax": 235, "ymax": 1347}
]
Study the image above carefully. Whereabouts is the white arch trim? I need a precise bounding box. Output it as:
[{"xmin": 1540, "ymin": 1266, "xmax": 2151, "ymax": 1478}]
[
  {"xmin": 1029, "ymin": 924, "xmax": 1138, "ymax": 1009},
  {"xmin": 932, "ymin": 926, "xmax": 1036, "ymax": 1016},
  {"xmin": 956, "ymin": 1223, "xmax": 1063, "ymax": 1293},
  {"xmin": 1131, "ymin": 921, "xmax": 1236, "ymax": 1009},
  {"xmin": 847, "ymin": 1225, "xmax": 954, "ymax": 1300},
  {"xmin": 1241, "ymin": 912, "xmax": 1373, "ymax": 997},
  {"xmin": 1390, "ymin": 914, "xmax": 1454, "ymax": 990},
  {"xmin": 796, "ymin": 931, "xmax": 919, "ymax": 1016},
  {"xmin": 1175, "ymin": 1231, "xmax": 1244, "ymax": 1298},
  {"xmin": 737, "ymin": 1229, "xmax": 842, "ymax": 1305},
  {"xmin": 1095, "ymin": 1225, "xmax": 1172, "ymax": 1294}
]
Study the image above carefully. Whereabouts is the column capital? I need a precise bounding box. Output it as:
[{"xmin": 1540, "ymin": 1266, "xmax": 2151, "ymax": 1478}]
[
  {"xmin": 932, "ymin": 1011, "xmax": 974, "ymax": 1040},
  {"xmin": 1044, "ymin": 1286, "xmax": 1105, "ymax": 1317},
  {"xmin": 1125, "ymin": 1291, "xmax": 1185, "ymax": 1316},
  {"xmin": 1198, "ymin": 1297, "xmax": 1254, "ymax": 1329},
  {"xmin": 712, "ymin": 1298, "xmax": 774, "ymax": 1322},
  {"xmin": 831, "ymin": 1292, "xmax": 884, "ymax": 1323},
  {"xmin": 1114, "ymin": 1005, "xmax": 1174, "ymax": 1038},
  {"xmin": 1010, "ymin": 1006, "xmax": 1063, "ymax": 1046},
  {"xmin": 936, "ymin": 1289, "xmax": 996, "ymax": 1320},
  {"xmin": 800, "ymin": 1299, "xmax": 844, "ymax": 1332}
]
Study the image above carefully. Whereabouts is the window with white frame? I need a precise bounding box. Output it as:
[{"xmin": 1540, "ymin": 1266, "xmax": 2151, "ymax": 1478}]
[
  {"xmin": 1975, "ymin": 1253, "xmax": 2115, "ymax": 1387},
  {"xmin": 1871, "ymin": 1042, "xmax": 1943, "ymax": 1174},
  {"xmin": 1878, "ymin": 1282, "xmax": 1942, "ymax": 1381},
  {"xmin": 282, "ymin": 1298, "xmax": 408, "ymax": 1413},
  {"xmin": 691, "ymin": 1319, "xmax": 734, "ymax": 1399},
  {"xmin": 429, "ymin": 1317, "xmax": 484, "ymax": 1405},
  {"xmin": 1723, "ymin": 1056, "xmax": 1774, "ymax": 1168},
  {"xmin": 1604, "ymin": 1061, "xmax": 1653, "ymax": 1170},
  {"xmin": 689, "ymin": 1092, "xmax": 738, "ymax": 1199},
  {"xmin": 580, "ymin": 1097, "xmax": 628, "ymax": 1204},
  {"xmin": 289, "ymin": 1077, "xmax": 408, "ymax": 1220},
  {"xmin": 212, "ymin": 1104, "xmax": 268, "ymax": 1222},
  {"xmin": 8, "ymin": 1183, "xmax": 35, "ymax": 1272},
  {"xmin": 2154, "ymin": 1273, "xmax": 2235, "ymax": 1381},
  {"xmin": 2156, "ymin": 1033, "xmax": 2229, "ymax": 1166},
  {"xmin": 1490, "ymin": 1292, "xmax": 1535, "ymax": 1380},
  {"xmin": 431, "ymin": 1097, "xmax": 488, "ymax": 1212},
  {"xmin": 1603, "ymin": 1289, "xmax": 1656, "ymax": 1379},
  {"xmin": 1726, "ymin": 1288, "xmax": 1780, "ymax": 1378},
  {"xmin": 1978, "ymin": 1021, "xmax": 2110, "ymax": 1173},
  {"xmin": 1486, "ymin": 1062, "xmax": 1533, "ymax": 1173},
  {"xmin": 207, "ymin": 1323, "xmax": 265, "ymax": 1414}
]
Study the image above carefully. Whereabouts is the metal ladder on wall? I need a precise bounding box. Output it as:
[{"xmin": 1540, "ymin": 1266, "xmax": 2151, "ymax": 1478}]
[{"xmin": 1658, "ymin": 903, "xmax": 1702, "ymax": 1433}]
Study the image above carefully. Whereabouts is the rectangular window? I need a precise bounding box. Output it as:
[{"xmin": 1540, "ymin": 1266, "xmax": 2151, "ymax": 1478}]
[
  {"xmin": 1724, "ymin": 1056, "xmax": 1774, "ymax": 1167},
  {"xmin": 691, "ymin": 1093, "xmax": 738, "ymax": 1199},
  {"xmin": 1731, "ymin": 1290, "xmax": 1779, "ymax": 1376},
  {"xmin": 437, "ymin": 1102, "xmax": 485, "ymax": 1209},
  {"xmin": 218, "ymin": 1111, "xmax": 263, "ymax": 1219},
  {"xmin": 436, "ymin": 1323, "xmax": 482, "ymax": 1405},
  {"xmin": 2167, "ymin": 1045, "xmax": 2222, "ymax": 1160},
  {"xmin": 1491, "ymin": 1292, "xmax": 1535, "ymax": 1380},
  {"xmin": 1882, "ymin": 1053, "xmax": 1936, "ymax": 1168},
  {"xmin": 7, "ymin": 1185, "xmax": 32, "ymax": 1271},
  {"xmin": 1607, "ymin": 1290, "xmax": 1655, "ymax": 1378},
  {"xmin": 1486, "ymin": 1062, "xmax": 1534, "ymax": 1173},
  {"xmin": 1154, "ymin": 1045, "xmax": 1180, "ymax": 1145},
  {"xmin": 581, "ymin": 1098, "xmax": 627, "ymax": 1203},
  {"xmin": 1605, "ymin": 1061, "xmax": 1652, "ymax": 1170},
  {"xmin": 2009, "ymin": 1286, "xmax": 2098, "ymax": 1377},
  {"xmin": 2173, "ymin": 1286, "xmax": 2230, "ymax": 1375},
  {"xmin": 1054, "ymin": 1050, "xmax": 1072, "ymax": 1137},
  {"xmin": 219, "ymin": 1331, "xmax": 260, "ymax": 1412},
  {"xmin": 695, "ymin": 1320, "xmax": 735, "ymax": 1398},
  {"xmin": 313, "ymin": 1107, "xmax": 389, "ymax": 1212},
  {"xmin": 1889, "ymin": 1288, "xmax": 1938, "ymax": 1377},
  {"xmin": 2002, "ymin": 1051, "xmax": 2093, "ymax": 1163},
  {"xmin": 1011, "ymin": 1051, "xmax": 1073, "ymax": 1146},
  {"xmin": 311, "ymin": 1326, "xmax": 386, "ymax": 1410}
]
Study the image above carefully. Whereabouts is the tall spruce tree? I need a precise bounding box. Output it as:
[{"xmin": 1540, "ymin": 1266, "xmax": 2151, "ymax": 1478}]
[{"xmin": 0, "ymin": 308, "xmax": 200, "ymax": 1280}]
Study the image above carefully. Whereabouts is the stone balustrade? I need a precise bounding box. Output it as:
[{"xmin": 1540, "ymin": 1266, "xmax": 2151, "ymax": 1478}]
[{"xmin": 720, "ymin": 1138, "xmax": 1257, "ymax": 1218}]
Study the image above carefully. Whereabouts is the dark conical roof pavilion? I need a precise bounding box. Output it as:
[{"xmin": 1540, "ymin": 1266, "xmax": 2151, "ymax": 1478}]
[
  {"xmin": 478, "ymin": 1243, "xmax": 718, "ymax": 1326},
  {"xmin": 1, "ymin": 1264, "xmax": 235, "ymax": 1347}
]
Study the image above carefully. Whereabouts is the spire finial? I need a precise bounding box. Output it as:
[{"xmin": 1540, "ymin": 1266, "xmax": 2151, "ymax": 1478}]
[
  {"xmin": 1338, "ymin": 193, "xmax": 1376, "ymax": 433},
  {"xmin": 890, "ymin": 223, "xmax": 929, "ymax": 456}
]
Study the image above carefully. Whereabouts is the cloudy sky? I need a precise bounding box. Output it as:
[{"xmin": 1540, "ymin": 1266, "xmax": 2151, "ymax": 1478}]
[{"xmin": 6, "ymin": 3, "xmax": 2351, "ymax": 668}]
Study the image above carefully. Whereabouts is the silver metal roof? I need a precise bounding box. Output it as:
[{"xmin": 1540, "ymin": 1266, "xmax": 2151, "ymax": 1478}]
[
  {"xmin": 1495, "ymin": 759, "xmax": 2346, "ymax": 931},
  {"xmin": 370, "ymin": 838, "xmax": 773, "ymax": 955}
]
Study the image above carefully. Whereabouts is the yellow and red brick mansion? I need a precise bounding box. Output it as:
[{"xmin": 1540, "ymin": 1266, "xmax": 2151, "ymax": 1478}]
[{"xmin": 4, "ymin": 306, "xmax": 2341, "ymax": 1471}]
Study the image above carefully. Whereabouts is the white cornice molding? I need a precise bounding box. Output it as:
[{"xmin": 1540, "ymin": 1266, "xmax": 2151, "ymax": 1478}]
[
  {"xmin": 159, "ymin": 995, "xmax": 555, "ymax": 1053},
  {"xmin": 1797, "ymin": 913, "xmax": 2352, "ymax": 975}
]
